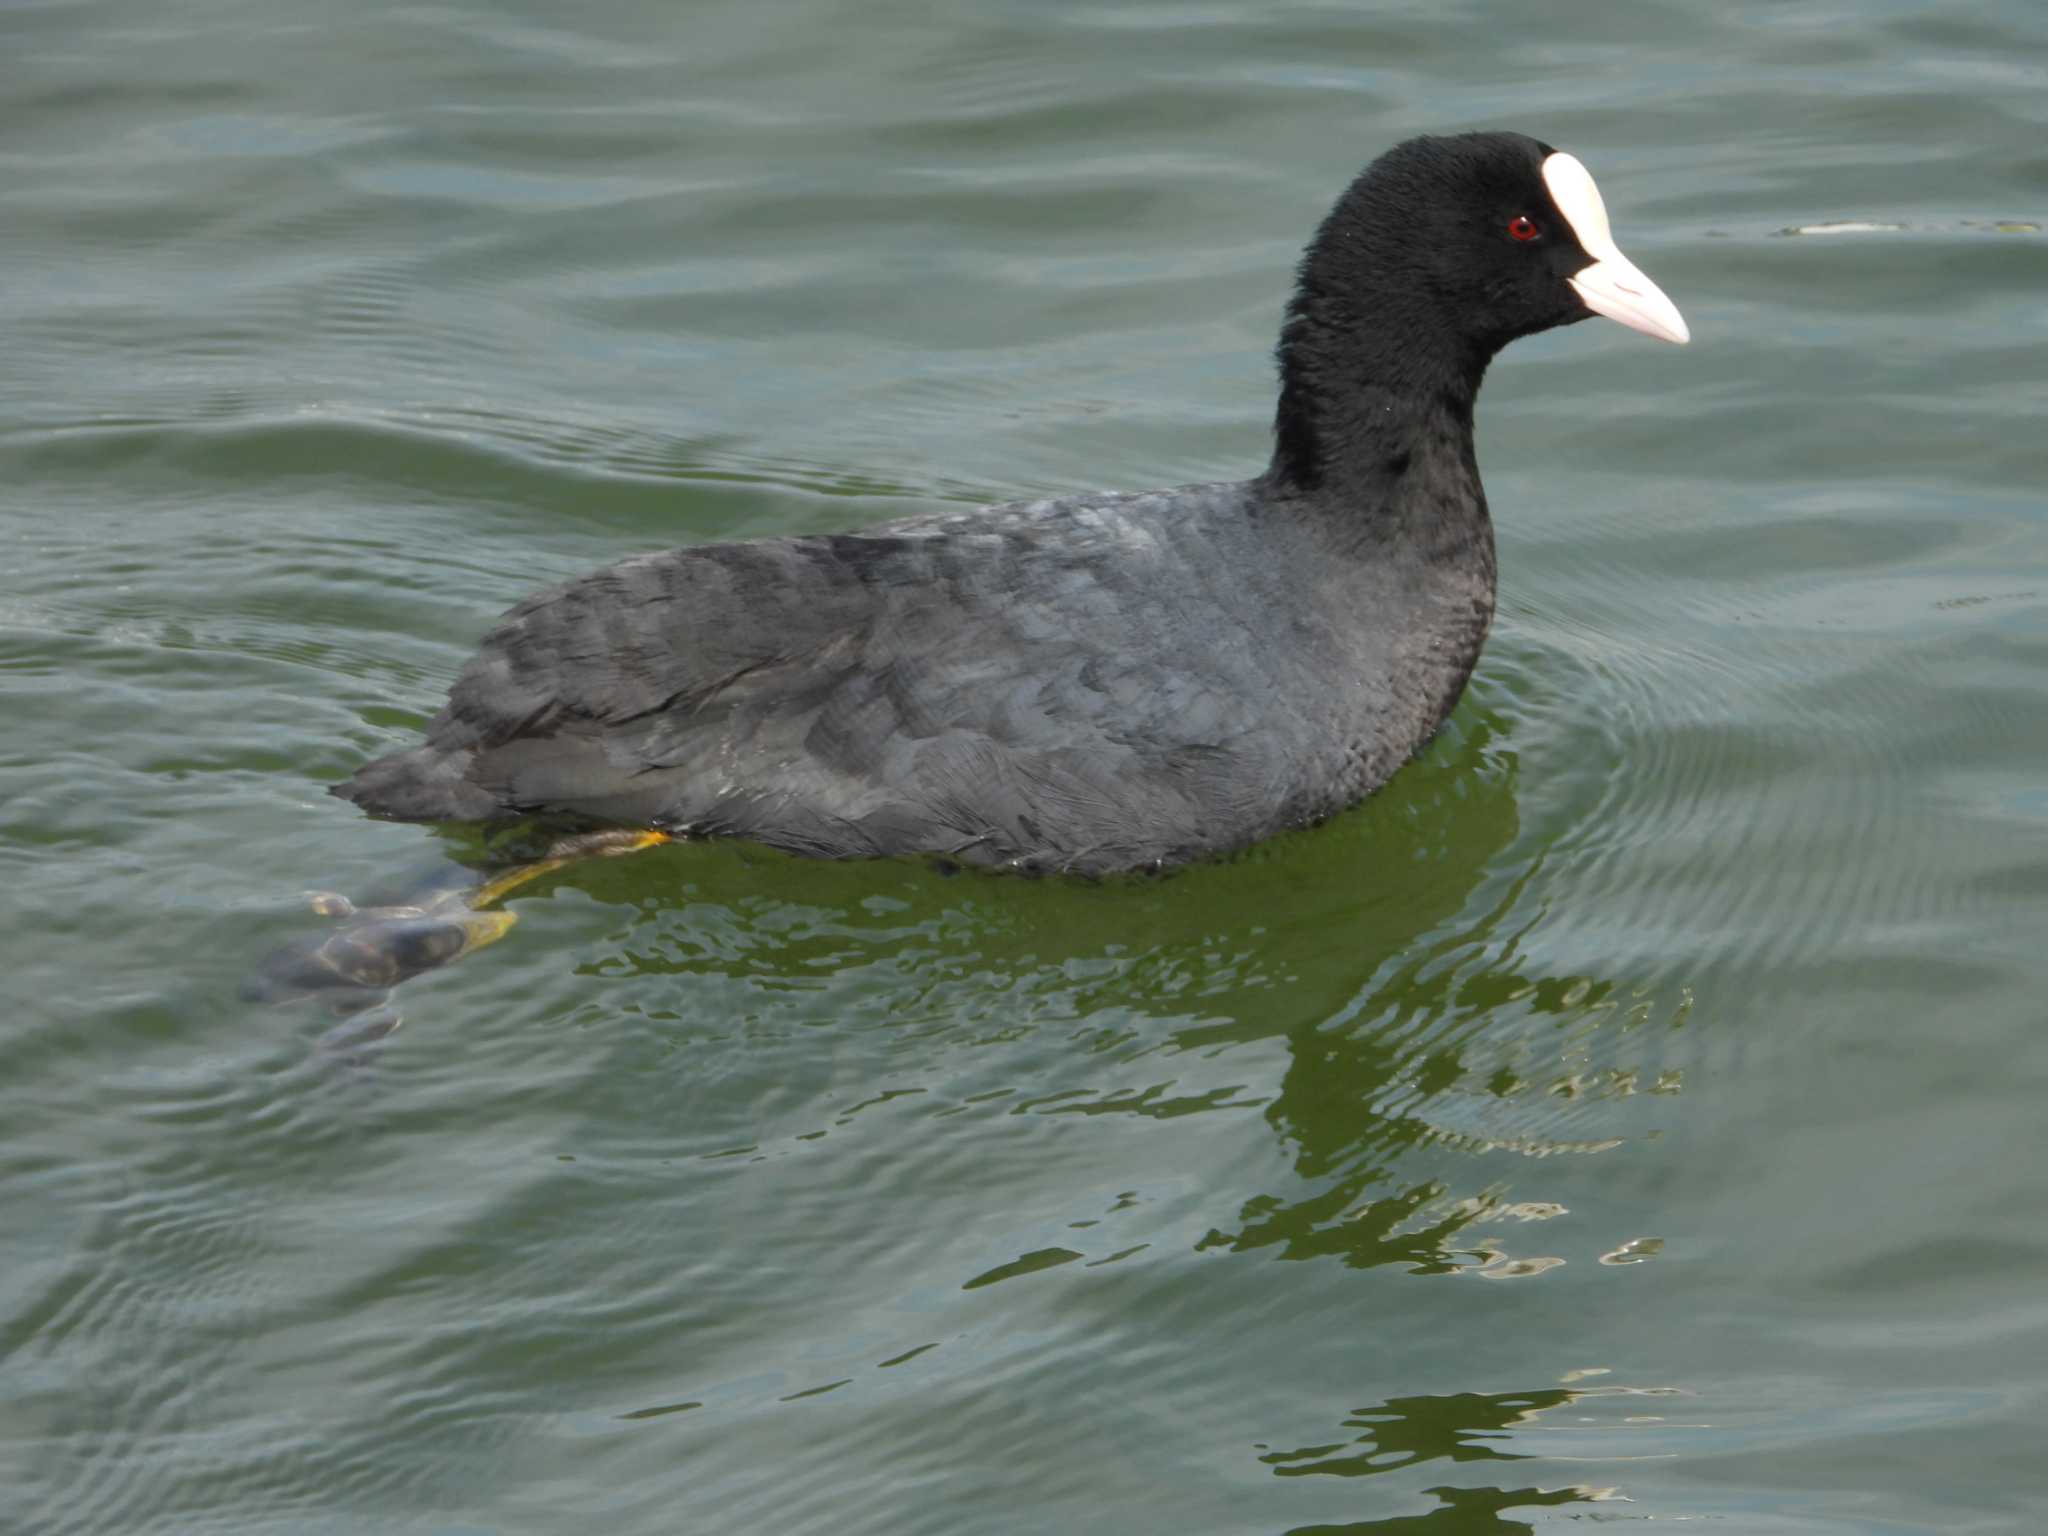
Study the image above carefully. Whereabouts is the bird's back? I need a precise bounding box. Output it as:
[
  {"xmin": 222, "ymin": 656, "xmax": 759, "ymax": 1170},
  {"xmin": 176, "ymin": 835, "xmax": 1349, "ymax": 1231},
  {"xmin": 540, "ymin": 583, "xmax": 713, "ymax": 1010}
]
[{"xmin": 338, "ymin": 482, "xmax": 1429, "ymax": 872}]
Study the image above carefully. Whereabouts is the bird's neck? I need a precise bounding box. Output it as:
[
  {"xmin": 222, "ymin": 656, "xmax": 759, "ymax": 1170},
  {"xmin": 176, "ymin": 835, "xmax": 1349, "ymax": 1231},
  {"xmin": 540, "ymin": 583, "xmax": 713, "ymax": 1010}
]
[{"xmin": 1263, "ymin": 294, "xmax": 1497, "ymax": 566}]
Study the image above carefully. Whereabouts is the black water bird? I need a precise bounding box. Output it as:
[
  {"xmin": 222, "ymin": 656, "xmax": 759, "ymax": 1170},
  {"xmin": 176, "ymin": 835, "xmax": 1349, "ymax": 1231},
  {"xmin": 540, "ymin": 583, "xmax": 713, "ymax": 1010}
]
[{"xmin": 337, "ymin": 132, "xmax": 1688, "ymax": 875}]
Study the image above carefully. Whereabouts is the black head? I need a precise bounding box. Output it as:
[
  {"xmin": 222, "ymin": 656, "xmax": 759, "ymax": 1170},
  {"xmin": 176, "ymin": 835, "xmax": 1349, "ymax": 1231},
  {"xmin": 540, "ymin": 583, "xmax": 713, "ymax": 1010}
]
[{"xmin": 1272, "ymin": 132, "xmax": 1686, "ymax": 489}]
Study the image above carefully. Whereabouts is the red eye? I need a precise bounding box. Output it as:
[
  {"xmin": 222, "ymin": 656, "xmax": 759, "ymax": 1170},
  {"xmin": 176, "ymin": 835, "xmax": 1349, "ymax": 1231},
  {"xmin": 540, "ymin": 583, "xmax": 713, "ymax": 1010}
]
[{"xmin": 1508, "ymin": 215, "xmax": 1539, "ymax": 242}]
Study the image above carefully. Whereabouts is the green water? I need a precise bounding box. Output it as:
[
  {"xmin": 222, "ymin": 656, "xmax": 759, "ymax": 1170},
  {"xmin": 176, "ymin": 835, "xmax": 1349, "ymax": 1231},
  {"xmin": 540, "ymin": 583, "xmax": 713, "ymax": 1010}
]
[{"xmin": 7, "ymin": 1, "xmax": 2048, "ymax": 1530}]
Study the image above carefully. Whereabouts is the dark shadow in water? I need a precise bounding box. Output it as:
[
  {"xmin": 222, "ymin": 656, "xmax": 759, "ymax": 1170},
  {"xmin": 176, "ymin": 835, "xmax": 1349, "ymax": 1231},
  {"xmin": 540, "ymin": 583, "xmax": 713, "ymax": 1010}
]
[
  {"xmin": 1191, "ymin": 939, "xmax": 1636, "ymax": 1273},
  {"xmin": 1263, "ymin": 1388, "xmax": 1576, "ymax": 1479},
  {"xmin": 1268, "ymin": 1388, "xmax": 1602, "ymax": 1533},
  {"xmin": 1286, "ymin": 1484, "xmax": 1588, "ymax": 1535}
]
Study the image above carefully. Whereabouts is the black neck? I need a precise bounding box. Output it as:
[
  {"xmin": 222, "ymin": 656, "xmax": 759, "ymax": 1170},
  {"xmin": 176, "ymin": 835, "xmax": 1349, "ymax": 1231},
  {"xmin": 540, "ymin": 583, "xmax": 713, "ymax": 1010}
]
[
  {"xmin": 1261, "ymin": 179, "xmax": 1507, "ymax": 542},
  {"xmin": 1268, "ymin": 273, "xmax": 1494, "ymax": 477},
  {"xmin": 1265, "ymin": 308, "xmax": 1496, "ymax": 574}
]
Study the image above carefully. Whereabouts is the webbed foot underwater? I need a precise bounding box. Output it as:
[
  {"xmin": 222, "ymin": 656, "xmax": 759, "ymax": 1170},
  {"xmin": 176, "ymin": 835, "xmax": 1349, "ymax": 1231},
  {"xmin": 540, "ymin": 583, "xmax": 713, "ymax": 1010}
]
[{"xmin": 243, "ymin": 830, "xmax": 669, "ymax": 1022}]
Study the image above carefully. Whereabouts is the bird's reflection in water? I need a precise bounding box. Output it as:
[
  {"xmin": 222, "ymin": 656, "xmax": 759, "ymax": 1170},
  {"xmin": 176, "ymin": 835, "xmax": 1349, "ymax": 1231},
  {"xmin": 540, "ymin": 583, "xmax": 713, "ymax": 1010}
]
[
  {"xmin": 1284, "ymin": 1484, "xmax": 1589, "ymax": 1535},
  {"xmin": 1265, "ymin": 1388, "xmax": 1579, "ymax": 1479},
  {"xmin": 1191, "ymin": 946, "xmax": 1654, "ymax": 1273},
  {"xmin": 1267, "ymin": 1387, "xmax": 1617, "ymax": 1533},
  {"xmin": 1169, "ymin": 774, "xmax": 1683, "ymax": 1274}
]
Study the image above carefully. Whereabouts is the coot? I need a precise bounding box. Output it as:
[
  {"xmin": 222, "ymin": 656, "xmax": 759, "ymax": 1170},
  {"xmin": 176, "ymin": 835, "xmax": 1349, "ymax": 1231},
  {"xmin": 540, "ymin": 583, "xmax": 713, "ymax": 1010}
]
[{"xmin": 337, "ymin": 132, "xmax": 1687, "ymax": 875}]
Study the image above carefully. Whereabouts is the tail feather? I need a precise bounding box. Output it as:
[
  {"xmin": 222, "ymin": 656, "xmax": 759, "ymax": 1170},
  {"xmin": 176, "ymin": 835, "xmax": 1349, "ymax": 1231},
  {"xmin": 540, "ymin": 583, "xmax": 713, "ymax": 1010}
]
[{"xmin": 332, "ymin": 745, "xmax": 506, "ymax": 822}]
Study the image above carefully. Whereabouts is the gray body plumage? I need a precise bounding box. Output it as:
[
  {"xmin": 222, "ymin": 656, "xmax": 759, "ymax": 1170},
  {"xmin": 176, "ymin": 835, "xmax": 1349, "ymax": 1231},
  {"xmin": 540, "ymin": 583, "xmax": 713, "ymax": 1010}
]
[{"xmin": 340, "ymin": 472, "xmax": 1494, "ymax": 875}]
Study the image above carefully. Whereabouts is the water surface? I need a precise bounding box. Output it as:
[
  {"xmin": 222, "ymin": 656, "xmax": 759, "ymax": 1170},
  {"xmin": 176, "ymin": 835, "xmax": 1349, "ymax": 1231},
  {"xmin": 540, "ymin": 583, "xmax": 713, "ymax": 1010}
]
[{"xmin": 6, "ymin": 1, "xmax": 2048, "ymax": 1531}]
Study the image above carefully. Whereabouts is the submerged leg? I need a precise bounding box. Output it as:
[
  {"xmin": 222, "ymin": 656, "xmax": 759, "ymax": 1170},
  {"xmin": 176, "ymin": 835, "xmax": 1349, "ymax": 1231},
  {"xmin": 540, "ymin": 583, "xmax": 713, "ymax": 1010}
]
[
  {"xmin": 468, "ymin": 829, "xmax": 672, "ymax": 908},
  {"xmin": 247, "ymin": 828, "xmax": 672, "ymax": 1012}
]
